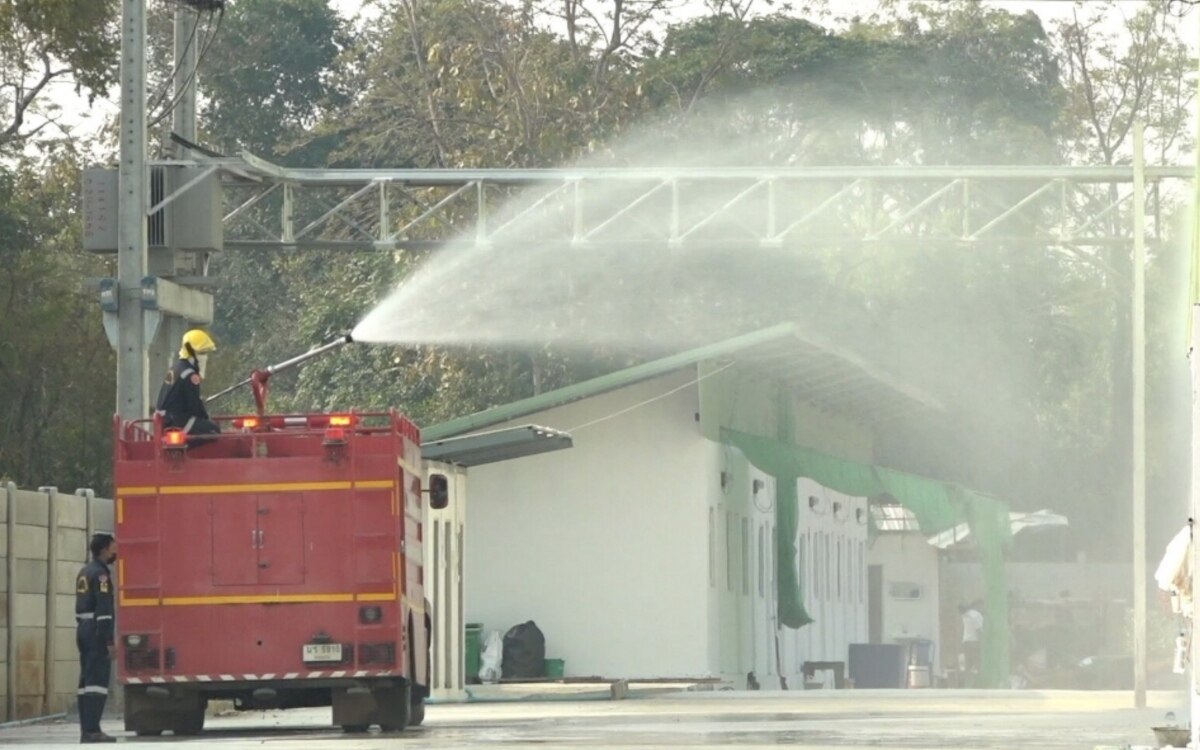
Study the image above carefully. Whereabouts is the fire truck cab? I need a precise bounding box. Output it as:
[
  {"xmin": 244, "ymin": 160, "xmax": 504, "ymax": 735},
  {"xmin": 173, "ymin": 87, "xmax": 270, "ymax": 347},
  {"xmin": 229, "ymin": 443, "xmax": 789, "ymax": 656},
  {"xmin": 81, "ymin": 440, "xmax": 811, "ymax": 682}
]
[{"xmin": 113, "ymin": 410, "xmax": 438, "ymax": 736}]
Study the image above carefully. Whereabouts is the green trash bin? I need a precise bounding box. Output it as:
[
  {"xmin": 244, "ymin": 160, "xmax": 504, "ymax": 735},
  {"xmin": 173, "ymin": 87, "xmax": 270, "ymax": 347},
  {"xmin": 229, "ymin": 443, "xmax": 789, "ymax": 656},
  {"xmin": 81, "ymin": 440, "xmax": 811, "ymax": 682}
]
[
  {"xmin": 465, "ymin": 623, "xmax": 483, "ymax": 684},
  {"xmin": 544, "ymin": 658, "xmax": 565, "ymax": 679}
]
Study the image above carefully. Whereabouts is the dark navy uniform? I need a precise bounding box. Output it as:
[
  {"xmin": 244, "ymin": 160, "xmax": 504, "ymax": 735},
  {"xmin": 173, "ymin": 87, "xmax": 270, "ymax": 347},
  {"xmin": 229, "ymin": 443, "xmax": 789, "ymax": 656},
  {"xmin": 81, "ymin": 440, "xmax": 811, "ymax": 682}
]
[
  {"xmin": 156, "ymin": 357, "xmax": 219, "ymax": 438},
  {"xmin": 75, "ymin": 558, "xmax": 114, "ymax": 738}
]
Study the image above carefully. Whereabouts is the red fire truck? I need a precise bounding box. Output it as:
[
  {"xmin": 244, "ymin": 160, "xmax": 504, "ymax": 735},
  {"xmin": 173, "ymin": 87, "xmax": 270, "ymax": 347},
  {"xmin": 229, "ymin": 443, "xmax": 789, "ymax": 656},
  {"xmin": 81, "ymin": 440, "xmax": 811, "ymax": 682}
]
[{"xmin": 113, "ymin": 406, "xmax": 443, "ymax": 736}]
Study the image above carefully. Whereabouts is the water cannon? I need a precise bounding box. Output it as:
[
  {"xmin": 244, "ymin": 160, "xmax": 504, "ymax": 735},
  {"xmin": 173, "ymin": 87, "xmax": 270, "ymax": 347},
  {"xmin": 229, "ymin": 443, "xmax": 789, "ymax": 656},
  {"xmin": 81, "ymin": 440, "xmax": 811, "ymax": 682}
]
[{"xmin": 206, "ymin": 333, "xmax": 354, "ymax": 415}]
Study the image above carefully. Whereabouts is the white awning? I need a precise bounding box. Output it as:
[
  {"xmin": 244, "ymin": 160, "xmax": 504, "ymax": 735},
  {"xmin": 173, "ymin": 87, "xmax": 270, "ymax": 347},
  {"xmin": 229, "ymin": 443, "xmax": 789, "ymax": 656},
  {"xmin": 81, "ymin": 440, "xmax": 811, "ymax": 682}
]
[{"xmin": 421, "ymin": 424, "xmax": 572, "ymax": 467}]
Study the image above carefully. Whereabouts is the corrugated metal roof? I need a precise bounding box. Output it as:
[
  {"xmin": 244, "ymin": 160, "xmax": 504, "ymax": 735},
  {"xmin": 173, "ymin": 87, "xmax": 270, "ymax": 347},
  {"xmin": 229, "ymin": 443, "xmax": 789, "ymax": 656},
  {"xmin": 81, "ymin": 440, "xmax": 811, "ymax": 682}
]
[
  {"xmin": 926, "ymin": 509, "xmax": 1069, "ymax": 549},
  {"xmin": 870, "ymin": 503, "xmax": 922, "ymax": 532},
  {"xmin": 424, "ymin": 322, "xmax": 942, "ymax": 441}
]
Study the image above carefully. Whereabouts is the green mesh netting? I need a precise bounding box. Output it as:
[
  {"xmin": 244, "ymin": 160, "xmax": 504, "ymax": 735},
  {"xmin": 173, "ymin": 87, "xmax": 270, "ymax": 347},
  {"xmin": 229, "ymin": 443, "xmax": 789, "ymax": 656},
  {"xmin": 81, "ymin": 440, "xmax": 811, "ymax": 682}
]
[{"xmin": 721, "ymin": 428, "xmax": 1012, "ymax": 687}]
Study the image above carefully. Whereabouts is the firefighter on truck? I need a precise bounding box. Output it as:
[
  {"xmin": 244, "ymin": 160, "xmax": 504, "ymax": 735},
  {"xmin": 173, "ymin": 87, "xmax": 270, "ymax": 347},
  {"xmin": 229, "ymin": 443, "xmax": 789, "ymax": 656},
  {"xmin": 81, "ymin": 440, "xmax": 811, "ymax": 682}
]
[{"xmin": 156, "ymin": 329, "xmax": 220, "ymax": 442}]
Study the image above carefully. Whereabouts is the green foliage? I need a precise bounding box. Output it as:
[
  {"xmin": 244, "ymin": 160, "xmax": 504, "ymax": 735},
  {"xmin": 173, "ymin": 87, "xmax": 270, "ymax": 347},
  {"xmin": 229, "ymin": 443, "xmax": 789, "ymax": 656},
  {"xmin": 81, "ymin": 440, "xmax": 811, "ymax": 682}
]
[
  {"xmin": 0, "ymin": 155, "xmax": 114, "ymax": 492},
  {"xmin": 0, "ymin": 0, "xmax": 1192, "ymax": 558},
  {"xmin": 0, "ymin": 0, "xmax": 117, "ymax": 151},
  {"xmin": 200, "ymin": 0, "xmax": 352, "ymax": 158},
  {"xmin": 326, "ymin": 0, "xmax": 641, "ymax": 170},
  {"xmin": 1058, "ymin": 1, "xmax": 1195, "ymax": 165},
  {"xmin": 645, "ymin": 5, "xmax": 1063, "ymax": 165}
]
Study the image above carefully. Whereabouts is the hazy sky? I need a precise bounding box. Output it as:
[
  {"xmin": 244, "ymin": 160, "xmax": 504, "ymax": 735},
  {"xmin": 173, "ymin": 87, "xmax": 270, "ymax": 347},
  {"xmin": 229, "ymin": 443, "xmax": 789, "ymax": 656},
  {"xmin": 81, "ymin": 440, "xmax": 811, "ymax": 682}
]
[{"xmin": 327, "ymin": 0, "xmax": 1168, "ymax": 29}]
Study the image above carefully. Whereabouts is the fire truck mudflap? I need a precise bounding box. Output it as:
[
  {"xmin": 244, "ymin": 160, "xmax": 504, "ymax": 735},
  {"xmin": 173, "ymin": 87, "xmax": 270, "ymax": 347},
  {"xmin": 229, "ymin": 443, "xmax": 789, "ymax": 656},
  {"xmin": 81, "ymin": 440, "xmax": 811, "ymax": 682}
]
[{"xmin": 114, "ymin": 410, "xmax": 433, "ymax": 735}]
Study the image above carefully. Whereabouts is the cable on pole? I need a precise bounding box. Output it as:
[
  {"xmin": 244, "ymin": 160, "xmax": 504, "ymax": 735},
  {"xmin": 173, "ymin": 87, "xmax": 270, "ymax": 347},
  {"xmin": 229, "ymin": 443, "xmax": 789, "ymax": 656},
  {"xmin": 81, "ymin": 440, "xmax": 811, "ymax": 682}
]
[
  {"xmin": 148, "ymin": 4, "xmax": 225, "ymax": 131},
  {"xmin": 145, "ymin": 6, "xmax": 201, "ymax": 117}
]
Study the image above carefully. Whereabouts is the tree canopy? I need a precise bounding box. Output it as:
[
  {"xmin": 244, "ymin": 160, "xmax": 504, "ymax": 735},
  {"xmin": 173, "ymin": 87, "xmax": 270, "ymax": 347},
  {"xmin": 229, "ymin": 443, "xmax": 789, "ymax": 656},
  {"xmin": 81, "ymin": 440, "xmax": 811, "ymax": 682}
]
[{"xmin": 0, "ymin": 0, "xmax": 1193, "ymax": 558}]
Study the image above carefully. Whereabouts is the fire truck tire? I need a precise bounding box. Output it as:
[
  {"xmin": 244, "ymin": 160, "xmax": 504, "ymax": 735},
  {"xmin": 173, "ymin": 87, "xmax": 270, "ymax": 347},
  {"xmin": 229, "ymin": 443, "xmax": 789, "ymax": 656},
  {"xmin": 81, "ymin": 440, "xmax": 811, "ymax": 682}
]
[
  {"xmin": 125, "ymin": 686, "xmax": 206, "ymax": 736},
  {"xmin": 377, "ymin": 684, "xmax": 411, "ymax": 733},
  {"xmin": 405, "ymin": 614, "xmax": 427, "ymax": 728},
  {"xmin": 172, "ymin": 706, "xmax": 206, "ymax": 736},
  {"xmin": 409, "ymin": 698, "xmax": 425, "ymax": 727}
]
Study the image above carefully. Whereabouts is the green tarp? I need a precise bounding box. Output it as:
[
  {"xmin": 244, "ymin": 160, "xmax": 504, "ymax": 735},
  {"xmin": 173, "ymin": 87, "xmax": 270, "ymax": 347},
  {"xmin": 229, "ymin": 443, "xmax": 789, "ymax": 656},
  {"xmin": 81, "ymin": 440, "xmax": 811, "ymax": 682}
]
[{"xmin": 721, "ymin": 428, "xmax": 1012, "ymax": 687}]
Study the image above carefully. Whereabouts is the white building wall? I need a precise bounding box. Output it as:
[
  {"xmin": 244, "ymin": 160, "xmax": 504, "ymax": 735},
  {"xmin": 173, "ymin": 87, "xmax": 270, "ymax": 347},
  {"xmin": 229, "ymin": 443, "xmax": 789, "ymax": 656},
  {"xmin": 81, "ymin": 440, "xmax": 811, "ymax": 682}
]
[
  {"xmin": 711, "ymin": 449, "xmax": 777, "ymax": 685},
  {"xmin": 746, "ymin": 465, "xmax": 777, "ymax": 683},
  {"xmin": 713, "ymin": 459, "xmax": 870, "ymax": 688},
  {"xmin": 779, "ymin": 479, "xmax": 869, "ymax": 685},
  {"xmin": 704, "ymin": 443, "xmax": 728, "ymax": 678},
  {"xmin": 464, "ymin": 372, "xmax": 718, "ymax": 679},
  {"xmin": 423, "ymin": 462, "xmax": 468, "ymax": 701},
  {"xmin": 868, "ymin": 534, "xmax": 941, "ymax": 670}
]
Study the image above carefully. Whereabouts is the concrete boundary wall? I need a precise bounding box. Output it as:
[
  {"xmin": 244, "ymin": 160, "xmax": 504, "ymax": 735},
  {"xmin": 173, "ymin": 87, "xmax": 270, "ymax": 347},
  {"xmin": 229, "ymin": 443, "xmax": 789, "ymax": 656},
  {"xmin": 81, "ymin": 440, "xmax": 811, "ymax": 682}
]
[{"xmin": 1, "ymin": 483, "xmax": 114, "ymax": 722}]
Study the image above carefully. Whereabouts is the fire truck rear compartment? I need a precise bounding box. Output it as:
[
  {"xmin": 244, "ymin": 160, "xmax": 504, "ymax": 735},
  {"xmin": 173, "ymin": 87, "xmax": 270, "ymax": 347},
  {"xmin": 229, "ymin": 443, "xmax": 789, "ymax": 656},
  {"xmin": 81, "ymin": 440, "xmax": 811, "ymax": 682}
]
[{"xmin": 115, "ymin": 412, "xmax": 428, "ymax": 734}]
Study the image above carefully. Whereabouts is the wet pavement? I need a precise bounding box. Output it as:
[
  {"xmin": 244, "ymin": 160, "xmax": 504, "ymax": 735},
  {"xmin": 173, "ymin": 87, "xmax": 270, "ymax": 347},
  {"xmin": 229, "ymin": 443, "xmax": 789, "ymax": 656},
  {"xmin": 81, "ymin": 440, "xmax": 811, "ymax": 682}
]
[{"xmin": 0, "ymin": 690, "xmax": 1182, "ymax": 748}]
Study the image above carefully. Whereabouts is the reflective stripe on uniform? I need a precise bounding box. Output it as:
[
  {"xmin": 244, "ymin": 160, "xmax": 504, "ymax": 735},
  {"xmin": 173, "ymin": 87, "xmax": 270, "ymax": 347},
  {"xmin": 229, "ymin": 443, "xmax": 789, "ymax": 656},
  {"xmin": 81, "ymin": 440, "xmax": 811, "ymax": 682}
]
[
  {"xmin": 96, "ymin": 615, "xmax": 113, "ymax": 621},
  {"xmin": 180, "ymin": 368, "xmax": 196, "ymax": 379},
  {"xmin": 78, "ymin": 686, "xmax": 108, "ymax": 695},
  {"xmin": 76, "ymin": 613, "xmax": 95, "ymax": 620},
  {"xmin": 184, "ymin": 416, "xmax": 196, "ymax": 433}
]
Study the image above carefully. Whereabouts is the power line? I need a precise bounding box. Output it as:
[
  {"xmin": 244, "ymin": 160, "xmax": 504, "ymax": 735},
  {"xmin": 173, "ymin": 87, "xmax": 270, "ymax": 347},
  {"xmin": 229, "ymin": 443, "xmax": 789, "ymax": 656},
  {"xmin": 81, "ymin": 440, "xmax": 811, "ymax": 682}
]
[
  {"xmin": 565, "ymin": 361, "xmax": 736, "ymax": 433},
  {"xmin": 148, "ymin": 5, "xmax": 225, "ymax": 131},
  {"xmin": 145, "ymin": 7, "xmax": 201, "ymax": 116}
]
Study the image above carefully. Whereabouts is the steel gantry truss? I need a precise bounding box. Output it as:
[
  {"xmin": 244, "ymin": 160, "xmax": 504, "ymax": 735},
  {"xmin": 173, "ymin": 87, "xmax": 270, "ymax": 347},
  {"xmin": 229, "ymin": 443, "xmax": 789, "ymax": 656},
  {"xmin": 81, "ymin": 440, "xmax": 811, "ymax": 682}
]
[
  {"xmin": 137, "ymin": 150, "xmax": 1188, "ymax": 711},
  {"xmin": 156, "ymin": 152, "xmax": 1194, "ymax": 252}
]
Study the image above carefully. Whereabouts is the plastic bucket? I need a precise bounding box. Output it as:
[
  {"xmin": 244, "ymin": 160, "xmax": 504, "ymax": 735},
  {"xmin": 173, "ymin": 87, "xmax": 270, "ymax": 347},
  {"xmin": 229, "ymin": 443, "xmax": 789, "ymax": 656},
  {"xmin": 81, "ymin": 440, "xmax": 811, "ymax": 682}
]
[{"xmin": 465, "ymin": 623, "xmax": 483, "ymax": 683}]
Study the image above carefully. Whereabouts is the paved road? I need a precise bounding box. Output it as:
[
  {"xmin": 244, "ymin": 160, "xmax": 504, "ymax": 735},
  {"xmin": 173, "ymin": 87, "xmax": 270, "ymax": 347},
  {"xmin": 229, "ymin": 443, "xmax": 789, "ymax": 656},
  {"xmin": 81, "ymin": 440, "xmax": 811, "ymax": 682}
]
[{"xmin": 0, "ymin": 690, "xmax": 1182, "ymax": 748}]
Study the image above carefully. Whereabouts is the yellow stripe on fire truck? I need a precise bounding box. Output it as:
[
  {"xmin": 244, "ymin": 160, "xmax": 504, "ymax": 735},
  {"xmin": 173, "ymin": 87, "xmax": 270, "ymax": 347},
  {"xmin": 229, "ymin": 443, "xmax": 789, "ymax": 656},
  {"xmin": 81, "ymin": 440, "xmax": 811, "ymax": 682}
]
[{"xmin": 117, "ymin": 479, "xmax": 395, "ymax": 496}]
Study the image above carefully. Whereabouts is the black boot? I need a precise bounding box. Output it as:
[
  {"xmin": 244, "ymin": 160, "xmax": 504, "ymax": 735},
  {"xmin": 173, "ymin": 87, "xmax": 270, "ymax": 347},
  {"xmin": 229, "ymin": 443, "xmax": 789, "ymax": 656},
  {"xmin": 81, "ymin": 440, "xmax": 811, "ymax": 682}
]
[
  {"xmin": 81, "ymin": 732, "xmax": 117, "ymax": 744},
  {"xmin": 78, "ymin": 693, "xmax": 117, "ymax": 743},
  {"xmin": 77, "ymin": 694, "xmax": 98, "ymax": 740}
]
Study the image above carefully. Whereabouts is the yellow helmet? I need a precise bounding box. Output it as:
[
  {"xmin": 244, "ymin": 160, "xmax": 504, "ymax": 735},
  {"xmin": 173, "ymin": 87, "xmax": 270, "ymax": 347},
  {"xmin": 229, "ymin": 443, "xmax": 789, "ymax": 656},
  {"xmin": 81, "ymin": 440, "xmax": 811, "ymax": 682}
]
[{"xmin": 180, "ymin": 329, "xmax": 217, "ymax": 359}]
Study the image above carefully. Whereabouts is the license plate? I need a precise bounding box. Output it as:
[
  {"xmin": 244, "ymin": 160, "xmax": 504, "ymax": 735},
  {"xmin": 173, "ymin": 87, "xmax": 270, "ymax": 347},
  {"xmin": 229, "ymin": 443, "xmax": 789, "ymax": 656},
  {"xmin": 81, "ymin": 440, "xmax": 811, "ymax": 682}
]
[{"xmin": 302, "ymin": 643, "xmax": 343, "ymax": 662}]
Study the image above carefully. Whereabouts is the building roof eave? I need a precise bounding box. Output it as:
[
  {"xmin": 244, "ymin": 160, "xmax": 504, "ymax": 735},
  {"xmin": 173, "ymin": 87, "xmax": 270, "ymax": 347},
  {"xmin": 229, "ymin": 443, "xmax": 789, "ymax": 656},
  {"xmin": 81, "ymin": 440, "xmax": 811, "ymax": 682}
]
[{"xmin": 423, "ymin": 322, "xmax": 942, "ymax": 441}]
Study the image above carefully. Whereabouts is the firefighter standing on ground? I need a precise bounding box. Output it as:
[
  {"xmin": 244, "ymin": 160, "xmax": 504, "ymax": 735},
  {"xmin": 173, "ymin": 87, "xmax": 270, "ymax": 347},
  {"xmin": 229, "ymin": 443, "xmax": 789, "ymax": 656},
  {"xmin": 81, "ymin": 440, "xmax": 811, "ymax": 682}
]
[
  {"xmin": 76, "ymin": 533, "xmax": 118, "ymax": 744},
  {"xmin": 959, "ymin": 602, "xmax": 984, "ymax": 685},
  {"xmin": 156, "ymin": 329, "xmax": 220, "ymax": 440}
]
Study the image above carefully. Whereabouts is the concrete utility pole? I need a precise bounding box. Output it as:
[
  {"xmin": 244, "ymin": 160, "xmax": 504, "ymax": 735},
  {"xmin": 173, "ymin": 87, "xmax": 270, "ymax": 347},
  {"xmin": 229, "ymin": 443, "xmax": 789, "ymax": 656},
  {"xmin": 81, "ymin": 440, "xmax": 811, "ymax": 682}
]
[
  {"xmin": 116, "ymin": 0, "xmax": 149, "ymax": 420},
  {"xmin": 1131, "ymin": 121, "xmax": 1148, "ymax": 709},
  {"xmin": 148, "ymin": 3, "xmax": 203, "ymax": 371},
  {"xmin": 115, "ymin": 0, "xmax": 209, "ymax": 407},
  {"xmin": 173, "ymin": 5, "xmax": 198, "ymax": 145}
]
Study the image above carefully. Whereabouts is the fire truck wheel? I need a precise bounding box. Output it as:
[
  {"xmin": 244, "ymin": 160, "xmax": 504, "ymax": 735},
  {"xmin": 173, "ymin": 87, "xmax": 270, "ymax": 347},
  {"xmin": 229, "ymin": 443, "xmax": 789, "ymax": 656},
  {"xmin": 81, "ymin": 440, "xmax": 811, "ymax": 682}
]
[
  {"xmin": 377, "ymin": 684, "xmax": 412, "ymax": 733},
  {"xmin": 408, "ymin": 698, "xmax": 425, "ymax": 727},
  {"xmin": 173, "ymin": 708, "xmax": 205, "ymax": 736},
  {"xmin": 406, "ymin": 615, "xmax": 427, "ymax": 728}
]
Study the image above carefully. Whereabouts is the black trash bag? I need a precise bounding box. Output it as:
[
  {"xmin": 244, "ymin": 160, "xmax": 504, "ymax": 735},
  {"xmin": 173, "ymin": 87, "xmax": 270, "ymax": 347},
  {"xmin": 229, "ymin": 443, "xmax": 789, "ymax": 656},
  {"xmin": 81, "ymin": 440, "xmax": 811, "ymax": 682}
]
[{"xmin": 501, "ymin": 621, "xmax": 546, "ymax": 679}]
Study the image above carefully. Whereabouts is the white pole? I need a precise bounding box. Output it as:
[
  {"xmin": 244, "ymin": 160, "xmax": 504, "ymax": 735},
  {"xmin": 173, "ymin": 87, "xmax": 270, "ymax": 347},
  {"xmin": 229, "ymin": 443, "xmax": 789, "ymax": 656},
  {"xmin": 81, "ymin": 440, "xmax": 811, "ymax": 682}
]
[
  {"xmin": 1190, "ymin": 310, "xmax": 1200, "ymax": 745},
  {"xmin": 1133, "ymin": 121, "xmax": 1149, "ymax": 709},
  {"xmin": 1189, "ymin": 11, "xmax": 1200, "ymax": 743}
]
